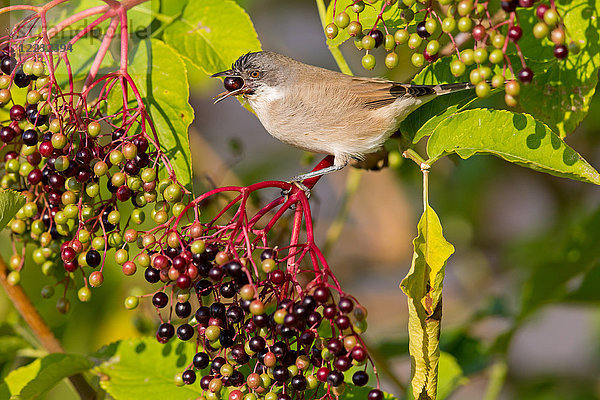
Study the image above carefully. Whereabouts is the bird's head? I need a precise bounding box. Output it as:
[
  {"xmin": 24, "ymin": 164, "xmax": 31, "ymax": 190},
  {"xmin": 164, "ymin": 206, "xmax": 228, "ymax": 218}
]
[{"xmin": 211, "ymin": 51, "xmax": 288, "ymax": 104}]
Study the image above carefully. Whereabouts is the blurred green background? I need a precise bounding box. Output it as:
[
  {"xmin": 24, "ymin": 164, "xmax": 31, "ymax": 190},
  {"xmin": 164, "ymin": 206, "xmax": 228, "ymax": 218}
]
[{"xmin": 1, "ymin": 0, "xmax": 600, "ymax": 399}]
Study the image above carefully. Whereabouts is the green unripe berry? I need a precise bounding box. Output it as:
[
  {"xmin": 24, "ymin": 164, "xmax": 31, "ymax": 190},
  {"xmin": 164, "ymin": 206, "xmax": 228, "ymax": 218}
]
[
  {"xmin": 450, "ymin": 60, "xmax": 466, "ymax": 77},
  {"xmin": 457, "ymin": 0, "xmax": 473, "ymax": 16},
  {"xmin": 460, "ymin": 49, "xmax": 475, "ymax": 65},
  {"xmin": 479, "ymin": 66, "xmax": 492, "ymax": 80},
  {"xmin": 335, "ymin": 12, "xmax": 350, "ymax": 28},
  {"xmin": 92, "ymin": 236, "xmax": 106, "ymax": 250},
  {"xmin": 19, "ymin": 162, "xmax": 34, "ymax": 177},
  {"xmin": 261, "ymin": 258, "xmax": 277, "ymax": 273},
  {"xmin": 205, "ymin": 326, "xmax": 221, "ymax": 341},
  {"xmin": 384, "ymin": 52, "xmax": 399, "ymax": 69},
  {"xmin": 141, "ymin": 167, "xmax": 156, "ymax": 182},
  {"xmin": 93, "ymin": 161, "xmax": 108, "ymax": 177},
  {"xmin": 426, "ymin": 40, "xmax": 440, "ymax": 55},
  {"xmin": 51, "ymin": 133, "xmax": 67, "ymax": 149},
  {"xmin": 408, "ymin": 33, "xmax": 422, "ymax": 49},
  {"xmin": 384, "ymin": 34, "xmax": 395, "ymax": 51},
  {"xmin": 87, "ymin": 121, "xmax": 101, "ymax": 137},
  {"xmin": 425, "ymin": 18, "xmax": 438, "ymax": 35},
  {"xmin": 492, "ymin": 74, "xmax": 505, "ymax": 88},
  {"xmin": 164, "ymin": 184, "xmax": 183, "ymax": 203},
  {"xmin": 473, "ymin": 47, "xmax": 488, "ymax": 64},
  {"xmin": 131, "ymin": 208, "xmax": 146, "ymax": 224},
  {"xmin": 402, "ymin": 0, "xmax": 416, "ymax": 6},
  {"xmin": 7, "ymin": 271, "xmax": 21, "ymax": 286},
  {"xmin": 475, "ymin": 81, "xmax": 491, "ymax": 98},
  {"xmin": 362, "ymin": 35, "xmax": 375, "ymax": 50},
  {"xmin": 347, "ymin": 21, "xmax": 362, "ymax": 37},
  {"xmin": 361, "ymin": 53, "xmax": 376, "ymax": 70},
  {"xmin": 492, "ymin": 34, "xmax": 505, "ymax": 48},
  {"xmin": 42, "ymin": 261, "xmax": 55, "ymax": 276},
  {"xmin": 27, "ymin": 90, "xmax": 41, "ymax": 104},
  {"xmin": 78, "ymin": 287, "xmax": 92, "ymax": 302},
  {"xmin": 62, "ymin": 189, "xmax": 78, "ymax": 204},
  {"xmin": 124, "ymin": 296, "xmax": 139, "ymax": 310},
  {"xmin": 153, "ymin": 210, "xmax": 168, "ymax": 224},
  {"xmin": 85, "ymin": 182, "xmax": 100, "ymax": 198},
  {"xmin": 543, "ymin": 9, "xmax": 558, "ymax": 27},
  {"xmin": 63, "ymin": 204, "xmax": 79, "ymax": 219},
  {"xmin": 411, "ymin": 52, "xmax": 425, "ymax": 68},
  {"xmin": 54, "ymin": 155, "xmax": 70, "ymax": 172},
  {"xmin": 23, "ymin": 60, "xmax": 34, "ymax": 75},
  {"xmin": 442, "ymin": 17, "xmax": 457, "ymax": 33},
  {"xmin": 109, "ymin": 150, "xmax": 123, "ymax": 165},
  {"xmin": 489, "ymin": 49, "xmax": 504, "ymax": 64},
  {"xmin": 111, "ymin": 172, "xmax": 126, "ymax": 187},
  {"xmin": 394, "ymin": 29, "xmax": 409, "ymax": 44},
  {"xmin": 469, "ymin": 68, "xmax": 482, "ymax": 84},
  {"xmin": 6, "ymin": 159, "xmax": 19, "ymax": 173},
  {"xmin": 78, "ymin": 229, "xmax": 90, "ymax": 243},
  {"xmin": 325, "ymin": 23, "xmax": 338, "ymax": 39},
  {"xmin": 458, "ymin": 17, "xmax": 473, "ymax": 32},
  {"xmin": 533, "ymin": 22, "xmax": 549, "ymax": 39},
  {"xmin": 32, "ymin": 61, "xmax": 46, "ymax": 77}
]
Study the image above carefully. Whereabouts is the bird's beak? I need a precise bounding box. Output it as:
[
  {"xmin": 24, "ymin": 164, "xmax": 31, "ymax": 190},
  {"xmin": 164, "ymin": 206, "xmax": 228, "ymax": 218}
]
[
  {"xmin": 213, "ymin": 87, "xmax": 249, "ymax": 104},
  {"xmin": 211, "ymin": 69, "xmax": 253, "ymax": 104},
  {"xmin": 211, "ymin": 69, "xmax": 234, "ymax": 78}
]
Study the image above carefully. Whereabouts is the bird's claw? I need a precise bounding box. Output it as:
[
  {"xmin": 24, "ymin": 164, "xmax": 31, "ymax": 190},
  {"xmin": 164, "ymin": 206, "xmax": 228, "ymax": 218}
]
[{"xmin": 281, "ymin": 180, "xmax": 311, "ymax": 199}]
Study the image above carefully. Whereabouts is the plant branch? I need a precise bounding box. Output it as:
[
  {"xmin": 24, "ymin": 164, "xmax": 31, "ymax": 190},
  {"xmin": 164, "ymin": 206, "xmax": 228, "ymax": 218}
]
[{"xmin": 0, "ymin": 256, "xmax": 97, "ymax": 400}]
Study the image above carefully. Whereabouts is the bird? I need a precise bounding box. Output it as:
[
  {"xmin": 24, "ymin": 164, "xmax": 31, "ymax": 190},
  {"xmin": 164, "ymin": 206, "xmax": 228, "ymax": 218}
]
[{"xmin": 212, "ymin": 51, "xmax": 475, "ymax": 182}]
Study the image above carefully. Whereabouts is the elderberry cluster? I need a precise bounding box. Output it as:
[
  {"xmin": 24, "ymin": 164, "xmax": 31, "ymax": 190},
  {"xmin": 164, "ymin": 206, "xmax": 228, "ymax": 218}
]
[
  {"xmin": 1, "ymin": 43, "xmax": 185, "ymax": 311},
  {"xmin": 124, "ymin": 231, "xmax": 382, "ymax": 399},
  {"xmin": 327, "ymin": 0, "xmax": 576, "ymax": 106}
]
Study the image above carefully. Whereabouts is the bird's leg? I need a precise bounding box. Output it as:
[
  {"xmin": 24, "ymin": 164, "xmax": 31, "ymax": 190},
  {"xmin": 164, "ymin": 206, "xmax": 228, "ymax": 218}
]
[{"xmin": 290, "ymin": 164, "xmax": 346, "ymax": 182}]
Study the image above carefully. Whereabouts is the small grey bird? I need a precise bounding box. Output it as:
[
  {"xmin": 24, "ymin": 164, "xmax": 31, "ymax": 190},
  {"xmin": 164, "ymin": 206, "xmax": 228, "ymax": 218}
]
[{"xmin": 212, "ymin": 51, "xmax": 474, "ymax": 181}]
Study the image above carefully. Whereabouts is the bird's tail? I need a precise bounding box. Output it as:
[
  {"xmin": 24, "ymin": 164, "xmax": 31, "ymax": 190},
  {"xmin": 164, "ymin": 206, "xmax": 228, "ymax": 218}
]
[{"xmin": 429, "ymin": 82, "xmax": 476, "ymax": 95}]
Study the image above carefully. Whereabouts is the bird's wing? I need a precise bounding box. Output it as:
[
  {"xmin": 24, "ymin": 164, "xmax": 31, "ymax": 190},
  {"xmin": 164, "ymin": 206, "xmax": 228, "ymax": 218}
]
[{"xmin": 349, "ymin": 77, "xmax": 437, "ymax": 110}]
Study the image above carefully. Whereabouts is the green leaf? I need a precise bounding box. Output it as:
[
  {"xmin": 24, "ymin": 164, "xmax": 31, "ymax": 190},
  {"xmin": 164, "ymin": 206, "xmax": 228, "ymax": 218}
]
[
  {"xmin": 1, "ymin": 353, "xmax": 93, "ymax": 400},
  {"xmin": 401, "ymin": 205, "xmax": 454, "ymax": 400},
  {"xmin": 565, "ymin": 262, "xmax": 600, "ymax": 302},
  {"xmin": 95, "ymin": 337, "xmax": 203, "ymax": 400},
  {"xmin": 426, "ymin": 109, "xmax": 600, "ymax": 185},
  {"xmin": 162, "ymin": 0, "xmax": 261, "ymax": 75},
  {"xmin": 107, "ymin": 39, "xmax": 194, "ymax": 191},
  {"xmin": 515, "ymin": 0, "xmax": 600, "ymax": 137},
  {"xmin": 399, "ymin": 58, "xmax": 480, "ymax": 144},
  {"xmin": 437, "ymin": 352, "xmax": 468, "ymax": 400},
  {"xmin": 325, "ymin": 0, "xmax": 411, "ymax": 48},
  {"xmin": 0, "ymin": 189, "xmax": 26, "ymax": 231}
]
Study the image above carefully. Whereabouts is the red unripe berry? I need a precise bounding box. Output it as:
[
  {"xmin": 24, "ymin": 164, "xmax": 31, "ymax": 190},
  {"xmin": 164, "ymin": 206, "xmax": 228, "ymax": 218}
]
[
  {"xmin": 177, "ymin": 274, "xmax": 191, "ymax": 289},
  {"xmin": 508, "ymin": 25, "xmax": 523, "ymax": 41},
  {"xmin": 316, "ymin": 367, "xmax": 330, "ymax": 382},
  {"xmin": 39, "ymin": 141, "xmax": 54, "ymax": 157},
  {"xmin": 10, "ymin": 105, "xmax": 25, "ymax": 121},
  {"xmin": 519, "ymin": 0, "xmax": 534, "ymax": 6},
  {"xmin": 61, "ymin": 246, "xmax": 76, "ymax": 262},
  {"xmin": 153, "ymin": 254, "xmax": 169, "ymax": 270},
  {"xmin": 28, "ymin": 169, "xmax": 42, "ymax": 185},
  {"xmin": 352, "ymin": 346, "xmax": 367, "ymax": 362},
  {"xmin": 472, "ymin": 24, "xmax": 486, "ymax": 41},
  {"xmin": 423, "ymin": 51, "xmax": 438, "ymax": 63},
  {"xmin": 116, "ymin": 185, "xmax": 131, "ymax": 201},
  {"xmin": 64, "ymin": 260, "xmax": 78, "ymax": 272}
]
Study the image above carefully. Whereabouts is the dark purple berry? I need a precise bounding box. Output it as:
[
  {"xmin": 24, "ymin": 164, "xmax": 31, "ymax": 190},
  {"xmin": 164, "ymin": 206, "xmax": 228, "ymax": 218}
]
[
  {"xmin": 326, "ymin": 370, "xmax": 344, "ymax": 387},
  {"xmin": 177, "ymin": 323, "xmax": 194, "ymax": 340},
  {"xmin": 193, "ymin": 352, "xmax": 209, "ymax": 369},
  {"xmin": 518, "ymin": 67, "xmax": 534, "ymax": 84},
  {"xmin": 352, "ymin": 370, "xmax": 369, "ymax": 386},
  {"xmin": 152, "ymin": 292, "xmax": 169, "ymax": 308},
  {"xmin": 86, "ymin": 249, "xmax": 101, "ymax": 267},
  {"xmin": 368, "ymin": 389, "xmax": 384, "ymax": 400},
  {"xmin": 554, "ymin": 44, "xmax": 568, "ymax": 59},
  {"xmin": 14, "ymin": 70, "xmax": 31, "ymax": 88},
  {"xmin": 224, "ymin": 76, "xmax": 244, "ymax": 92},
  {"xmin": 175, "ymin": 301, "xmax": 192, "ymax": 318},
  {"xmin": 0, "ymin": 126, "xmax": 16, "ymax": 143},
  {"xmin": 10, "ymin": 105, "xmax": 26, "ymax": 121},
  {"xmin": 369, "ymin": 29, "xmax": 384, "ymax": 47},
  {"xmin": 501, "ymin": 0, "xmax": 518, "ymax": 12},
  {"xmin": 0, "ymin": 55, "xmax": 16, "ymax": 74},
  {"xmin": 291, "ymin": 375, "xmax": 307, "ymax": 391},
  {"xmin": 182, "ymin": 369, "xmax": 196, "ymax": 384},
  {"xmin": 144, "ymin": 267, "xmax": 160, "ymax": 283},
  {"xmin": 22, "ymin": 129, "xmax": 38, "ymax": 146},
  {"xmin": 157, "ymin": 322, "xmax": 174, "ymax": 339}
]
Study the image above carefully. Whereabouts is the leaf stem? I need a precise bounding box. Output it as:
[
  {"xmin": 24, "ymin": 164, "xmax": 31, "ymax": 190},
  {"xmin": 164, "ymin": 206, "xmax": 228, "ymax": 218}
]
[
  {"xmin": 483, "ymin": 359, "xmax": 508, "ymax": 400},
  {"xmin": 0, "ymin": 255, "xmax": 97, "ymax": 399}
]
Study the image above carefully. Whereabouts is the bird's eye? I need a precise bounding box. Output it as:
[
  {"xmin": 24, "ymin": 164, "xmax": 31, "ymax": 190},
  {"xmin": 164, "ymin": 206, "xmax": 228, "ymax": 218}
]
[{"xmin": 250, "ymin": 71, "xmax": 260, "ymax": 78}]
